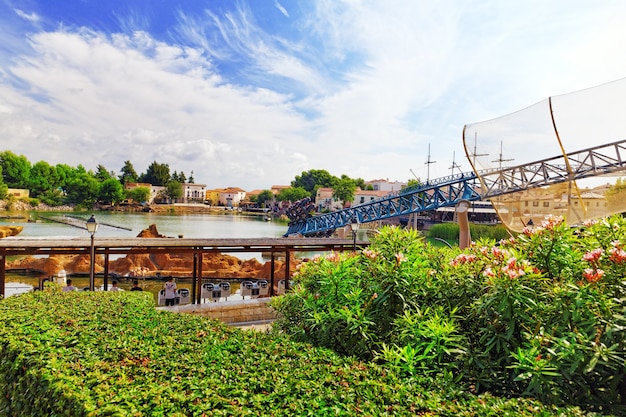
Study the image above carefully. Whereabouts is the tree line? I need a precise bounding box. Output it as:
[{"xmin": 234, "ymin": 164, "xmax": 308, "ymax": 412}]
[
  {"xmin": 0, "ymin": 151, "xmax": 192, "ymax": 207},
  {"xmin": 255, "ymin": 169, "xmax": 418, "ymax": 209},
  {"xmin": 0, "ymin": 150, "xmax": 417, "ymax": 209}
]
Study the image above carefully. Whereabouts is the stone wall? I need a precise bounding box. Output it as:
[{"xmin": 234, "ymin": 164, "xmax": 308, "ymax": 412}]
[{"xmin": 158, "ymin": 298, "xmax": 276, "ymax": 324}]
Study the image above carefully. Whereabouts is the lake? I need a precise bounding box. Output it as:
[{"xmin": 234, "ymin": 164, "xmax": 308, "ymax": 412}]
[{"xmin": 1, "ymin": 210, "xmax": 292, "ymax": 299}]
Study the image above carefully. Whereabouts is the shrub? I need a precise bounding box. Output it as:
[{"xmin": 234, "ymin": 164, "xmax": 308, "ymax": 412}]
[
  {"xmin": 428, "ymin": 222, "xmax": 511, "ymax": 242},
  {"xmin": 0, "ymin": 287, "xmax": 566, "ymax": 416},
  {"xmin": 273, "ymin": 219, "xmax": 626, "ymax": 412}
]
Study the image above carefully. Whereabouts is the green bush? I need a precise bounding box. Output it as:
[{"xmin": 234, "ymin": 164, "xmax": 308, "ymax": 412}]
[
  {"xmin": 428, "ymin": 222, "xmax": 511, "ymax": 242},
  {"xmin": 0, "ymin": 287, "xmax": 574, "ymax": 416},
  {"xmin": 273, "ymin": 218, "xmax": 626, "ymax": 413}
]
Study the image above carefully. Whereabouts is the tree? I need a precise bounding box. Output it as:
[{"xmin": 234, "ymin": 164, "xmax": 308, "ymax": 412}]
[
  {"xmin": 188, "ymin": 170, "xmax": 194, "ymax": 184},
  {"xmin": 98, "ymin": 178, "xmax": 125, "ymax": 205},
  {"xmin": 119, "ymin": 161, "xmax": 138, "ymax": 185},
  {"xmin": 0, "ymin": 151, "xmax": 31, "ymax": 189},
  {"xmin": 140, "ymin": 161, "xmax": 170, "ymax": 186},
  {"xmin": 277, "ymin": 187, "xmax": 310, "ymax": 202},
  {"xmin": 292, "ymin": 169, "xmax": 337, "ymax": 199},
  {"xmin": 257, "ymin": 190, "xmax": 275, "ymax": 206},
  {"xmin": 55, "ymin": 163, "xmax": 77, "ymax": 192},
  {"xmin": 171, "ymin": 171, "xmax": 187, "ymax": 183},
  {"xmin": 95, "ymin": 165, "xmax": 113, "ymax": 182},
  {"xmin": 29, "ymin": 161, "xmax": 60, "ymax": 198},
  {"xmin": 354, "ymin": 177, "xmax": 367, "ymax": 190},
  {"xmin": 0, "ymin": 167, "xmax": 7, "ymax": 199},
  {"xmin": 64, "ymin": 172, "xmax": 100, "ymax": 206},
  {"xmin": 126, "ymin": 186, "xmax": 151, "ymax": 204},
  {"xmin": 166, "ymin": 181, "xmax": 183, "ymax": 202},
  {"xmin": 332, "ymin": 175, "xmax": 357, "ymax": 207}
]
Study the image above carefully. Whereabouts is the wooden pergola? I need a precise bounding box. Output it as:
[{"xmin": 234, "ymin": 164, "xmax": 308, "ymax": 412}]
[{"xmin": 0, "ymin": 237, "xmax": 367, "ymax": 302}]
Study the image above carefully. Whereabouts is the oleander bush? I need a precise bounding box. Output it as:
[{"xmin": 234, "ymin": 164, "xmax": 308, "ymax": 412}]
[
  {"xmin": 271, "ymin": 215, "xmax": 626, "ymax": 414},
  {"xmin": 0, "ymin": 287, "xmax": 587, "ymax": 416}
]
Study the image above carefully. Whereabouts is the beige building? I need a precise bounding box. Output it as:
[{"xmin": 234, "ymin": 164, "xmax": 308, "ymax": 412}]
[
  {"xmin": 181, "ymin": 183, "xmax": 206, "ymax": 204},
  {"xmin": 6, "ymin": 188, "xmax": 29, "ymax": 199},
  {"xmin": 219, "ymin": 187, "xmax": 247, "ymax": 207}
]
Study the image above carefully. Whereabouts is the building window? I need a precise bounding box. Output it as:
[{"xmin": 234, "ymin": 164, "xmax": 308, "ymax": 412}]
[
  {"xmin": 533, "ymin": 201, "xmax": 539, "ymax": 207},
  {"xmin": 543, "ymin": 202, "xmax": 549, "ymax": 207}
]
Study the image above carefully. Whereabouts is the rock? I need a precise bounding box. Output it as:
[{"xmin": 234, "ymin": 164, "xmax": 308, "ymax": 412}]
[{"xmin": 0, "ymin": 226, "xmax": 23, "ymax": 238}]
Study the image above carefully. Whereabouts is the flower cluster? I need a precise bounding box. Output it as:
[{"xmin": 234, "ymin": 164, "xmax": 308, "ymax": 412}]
[
  {"xmin": 449, "ymin": 253, "xmax": 476, "ymax": 267},
  {"xmin": 608, "ymin": 241, "xmax": 626, "ymax": 264},
  {"xmin": 541, "ymin": 214, "xmax": 564, "ymax": 230},
  {"xmin": 394, "ymin": 252, "xmax": 407, "ymax": 265},
  {"xmin": 582, "ymin": 248, "xmax": 604, "ymax": 263},
  {"xmin": 582, "ymin": 268, "xmax": 605, "ymax": 283},
  {"xmin": 362, "ymin": 249, "xmax": 379, "ymax": 260}
]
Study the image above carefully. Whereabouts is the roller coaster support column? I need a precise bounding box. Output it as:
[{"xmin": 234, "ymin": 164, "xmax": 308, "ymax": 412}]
[{"xmin": 456, "ymin": 200, "xmax": 471, "ymax": 250}]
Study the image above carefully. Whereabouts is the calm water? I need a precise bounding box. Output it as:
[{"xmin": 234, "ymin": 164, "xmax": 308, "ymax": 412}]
[{"xmin": 2, "ymin": 210, "xmax": 290, "ymax": 299}]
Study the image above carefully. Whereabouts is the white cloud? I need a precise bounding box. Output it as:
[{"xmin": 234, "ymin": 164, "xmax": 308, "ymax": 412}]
[
  {"xmin": 14, "ymin": 9, "xmax": 40, "ymax": 23},
  {"xmin": 2, "ymin": 0, "xmax": 626, "ymax": 189}
]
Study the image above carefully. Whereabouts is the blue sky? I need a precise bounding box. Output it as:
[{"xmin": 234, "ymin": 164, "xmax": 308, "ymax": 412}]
[{"xmin": 1, "ymin": 0, "xmax": 626, "ymax": 191}]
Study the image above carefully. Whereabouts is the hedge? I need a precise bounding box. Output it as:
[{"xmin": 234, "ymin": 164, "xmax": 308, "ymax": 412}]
[{"xmin": 0, "ymin": 288, "xmax": 593, "ymax": 416}]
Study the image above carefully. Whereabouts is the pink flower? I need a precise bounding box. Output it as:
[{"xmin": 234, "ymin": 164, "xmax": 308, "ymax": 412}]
[
  {"xmin": 449, "ymin": 253, "xmax": 477, "ymax": 266},
  {"xmin": 362, "ymin": 249, "xmax": 378, "ymax": 260},
  {"xmin": 609, "ymin": 247, "xmax": 626, "ymax": 263},
  {"xmin": 325, "ymin": 252, "xmax": 340, "ymax": 262},
  {"xmin": 483, "ymin": 267, "xmax": 495, "ymax": 278},
  {"xmin": 395, "ymin": 252, "xmax": 407, "ymax": 265},
  {"xmin": 583, "ymin": 219, "xmax": 598, "ymax": 228},
  {"xmin": 583, "ymin": 268, "xmax": 604, "ymax": 283},
  {"xmin": 541, "ymin": 214, "xmax": 564, "ymax": 230},
  {"xmin": 583, "ymin": 248, "xmax": 604, "ymax": 263}
]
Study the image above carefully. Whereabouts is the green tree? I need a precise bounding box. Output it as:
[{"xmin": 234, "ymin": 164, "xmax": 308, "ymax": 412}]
[
  {"xmin": 292, "ymin": 169, "xmax": 337, "ymax": 199},
  {"xmin": 354, "ymin": 177, "xmax": 366, "ymax": 190},
  {"xmin": 257, "ymin": 190, "xmax": 275, "ymax": 206},
  {"xmin": 64, "ymin": 172, "xmax": 100, "ymax": 206},
  {"xmin": 332, "ymin": 175, "xmax": 357, "ymax": 207},
  {"xmin": 140, "ymin": 161, "xmax": 170, "ymax": 186},
  {"xmin": 0, "ymin": 167, "xmax": 7, "ymax": 199},
  {"xmin": 119, "ymin": 160, "xmax": 138, "ymax": 185},
  {"xmin": 188, "ymin": 170, "xmax": 194, "ymax": 184},
  {"xmin": 98, "ymin": 178, "xmax": 125, "ymax": 205},
  {"xmin": 277, "ymin": 187, "xmax": 310, "ymax": 202},
  {"xmin": 166, "ymin": 181, "xmax": 183, "ymax": 202},
  {"xmin": 95, "ymin": 165, "xmax": 114, "ymax": 182},
  {"xmin": 29, "ymin": 161, "xmax": 60, "ymax": 198},
  {"xmin": 171, "ymin": 171, "xmax": 187, "ymax": 183},
  {"xmin": 126, "ymin": 186, "xmax": 151, "ymax": 204},
  {"xmin": 55, "ymin": 163, "xmax": 78, "ymax": 192},
  {"xmin": 0, "ymin": 151, "xmax": 31, "ymax": 189}
]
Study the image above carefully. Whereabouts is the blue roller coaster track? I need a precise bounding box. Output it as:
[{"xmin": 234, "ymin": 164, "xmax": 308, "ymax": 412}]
[{"xmin": 284, "ymin": 139, "xmax": 626, "ymax": 237}]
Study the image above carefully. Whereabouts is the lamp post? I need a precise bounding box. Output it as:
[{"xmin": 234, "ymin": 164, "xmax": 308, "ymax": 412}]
[
  {"xmin": 86, "ymin": 214, "xmax": 99, "ymax": 291},
  {"xmin": 349, "ymin": 218, "xmax": 360, "ymax": 251}
]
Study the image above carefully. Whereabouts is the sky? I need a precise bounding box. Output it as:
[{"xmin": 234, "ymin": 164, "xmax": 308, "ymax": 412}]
[{"xmin": 1, "ymin": 0, "xmax": 626, "ymax": 191}]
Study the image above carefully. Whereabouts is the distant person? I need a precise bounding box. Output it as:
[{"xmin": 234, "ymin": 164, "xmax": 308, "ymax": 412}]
[
  {"xmin": 163, "ymin": 277, "xmax": 177, "ymax": 306},
  {"xmin": 62, "ymin": 279, "xmax": 77, "ymax": 292},
  {"xmin": 110, "ymin": 280, "xmax": 121, "ymax": 291},
  {"xmin": 130, "ymin": 280, "xmax": 143, "ymax": 291}
]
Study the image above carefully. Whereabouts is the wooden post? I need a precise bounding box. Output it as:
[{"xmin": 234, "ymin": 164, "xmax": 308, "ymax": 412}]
[
  {"xmin": 269, "ymin": 252, "xmax": 275, "ymax": 296},
  {"xmin": 192, "ymin": 251, "xmax": 198, "ymax": 304},
  {"xmin": 0, "ymin": 253, "xmax": 5, "ymax": 298},
  {"xmin": 285, "ymin": 249, "xmax": 290, "ymax": 291},
  {"xmin": 196, "ymin": 249, "xmax": 204, "ymax": 304},
  {"xmin": 103, "ymin": 250, "xmax": 109, "ymax": 290}
]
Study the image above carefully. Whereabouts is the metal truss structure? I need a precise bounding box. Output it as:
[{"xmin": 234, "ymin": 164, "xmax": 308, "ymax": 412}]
[{"xmin": 284, "ymin": 138, "xmax": 626, "ymax": 237}]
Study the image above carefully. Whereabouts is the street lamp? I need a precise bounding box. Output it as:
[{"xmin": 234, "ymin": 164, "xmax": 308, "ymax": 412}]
[
  {"xmin": 86, "ymin": 214, "xmax": 99, "ymax": 291},
  {"xmin": 349, "ymin": 218, "xmax": 360, "ymax": 251}
]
